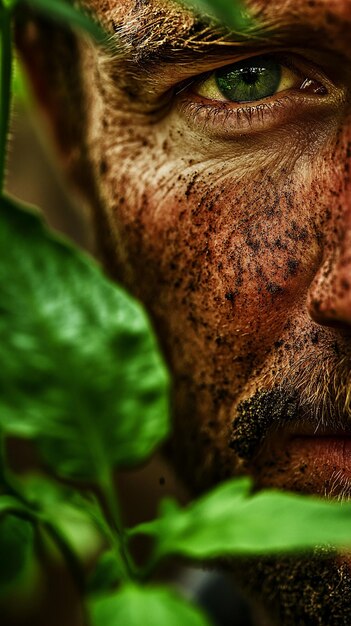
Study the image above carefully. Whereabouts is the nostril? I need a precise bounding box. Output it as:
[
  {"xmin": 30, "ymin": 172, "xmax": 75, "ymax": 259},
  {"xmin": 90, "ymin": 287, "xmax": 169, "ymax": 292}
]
[
  {"xmin": 308, "ymin": 296, "xmax": 334, "ymax": 326},
  {"xmin": 308, "ymin": 283, "xmax": 351, "ymax": 330}
]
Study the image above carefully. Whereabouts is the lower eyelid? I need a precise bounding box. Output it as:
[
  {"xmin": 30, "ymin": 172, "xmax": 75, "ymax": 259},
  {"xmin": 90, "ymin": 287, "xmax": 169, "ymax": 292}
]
[
  {"xmin": 179, "ymin": 95, "xmax": 292, "ymax": 133},
  {"xmin": 176, "ymin": 88, "xmax": 336, "ymax": 137}
]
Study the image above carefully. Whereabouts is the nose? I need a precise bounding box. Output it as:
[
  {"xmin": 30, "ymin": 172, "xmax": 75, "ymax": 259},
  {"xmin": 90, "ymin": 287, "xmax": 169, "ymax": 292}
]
[{"xmin": 307, "ymin": 206, "xmax": 351, "ymax": 330}]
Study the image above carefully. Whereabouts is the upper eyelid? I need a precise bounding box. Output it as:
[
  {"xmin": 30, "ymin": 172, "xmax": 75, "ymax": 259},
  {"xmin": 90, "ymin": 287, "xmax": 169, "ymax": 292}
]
[
  {"xmin": 173, "ymin": 54, "xmax": 297, "ymax": 100},
  {"xmin": 193, "ymin": 54, "xmax": 317, "ymax": 87},
  {"xmin": 116, "ymin": 49, "xmax": 334, "ymax": 106},
  {"xmin": 120, "ymin": 49, "xmax": 287, "ymax": 98},
  {"xmin": 173, "ymin": 51, "xmax": 333, "ymax": 95}
]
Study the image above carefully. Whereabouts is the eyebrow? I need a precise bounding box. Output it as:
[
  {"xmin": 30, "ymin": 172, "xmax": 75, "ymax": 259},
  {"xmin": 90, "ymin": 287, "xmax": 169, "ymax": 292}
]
[
  {"xmin": 105, "ymin": 1, "xmax": 344, "ymax": 63},
  {"xmin": 108, "ymin": 4, "xmax": 265, "ymax": 68}
]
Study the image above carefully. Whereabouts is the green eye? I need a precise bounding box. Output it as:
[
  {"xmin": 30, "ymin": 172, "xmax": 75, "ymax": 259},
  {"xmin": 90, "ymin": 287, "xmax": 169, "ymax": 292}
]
[
  {"xmin": 216, "ymin": 57, "xmax": 281, "ymax": 103},
  {"xmin": 196, "ymin": 55, "xmax": 301, "ymax": 104}
]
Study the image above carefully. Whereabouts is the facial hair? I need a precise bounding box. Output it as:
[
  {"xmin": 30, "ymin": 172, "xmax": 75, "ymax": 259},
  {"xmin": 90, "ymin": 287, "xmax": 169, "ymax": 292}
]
[
  {"xmin": 230, "ymin": 336, "xmax": 351, "ymax": 467},
  {"xmin": 230, "ymin": 549, "xmax": 351, "ymax": 626}
]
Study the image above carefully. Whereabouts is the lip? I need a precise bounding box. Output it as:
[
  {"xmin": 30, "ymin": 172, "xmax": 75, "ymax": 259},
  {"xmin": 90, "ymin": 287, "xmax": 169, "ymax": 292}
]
[
  {"xmin": 251, "ymin": 430, "xmax": 351, "ymax": 498},
  {"xmin": 290, "ymin": 435, "xmax": 351, "ymax": 464}
]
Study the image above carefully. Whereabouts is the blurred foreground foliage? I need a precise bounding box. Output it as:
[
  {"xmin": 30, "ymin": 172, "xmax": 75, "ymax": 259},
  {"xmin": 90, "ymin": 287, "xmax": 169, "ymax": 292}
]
[{"xmin": 1, "ymin": 1, "xmax": 351, "ymax": 626}]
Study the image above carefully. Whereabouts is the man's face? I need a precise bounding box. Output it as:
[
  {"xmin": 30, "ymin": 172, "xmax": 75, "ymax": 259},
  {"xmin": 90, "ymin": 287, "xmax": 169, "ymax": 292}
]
[
  {"xmin": 64, "ymin": 0, "xmax": 351, "ymax": 621},
  {"xmin": 81, "ymin": 0, "xmax": 351, "ymax": 491}
]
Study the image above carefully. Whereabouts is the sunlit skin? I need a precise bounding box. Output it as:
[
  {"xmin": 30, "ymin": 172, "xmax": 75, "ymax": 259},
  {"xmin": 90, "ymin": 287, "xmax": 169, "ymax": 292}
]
[{"xmin": 17, "ymin": 0, "xmax": 351, "ymax": 623}]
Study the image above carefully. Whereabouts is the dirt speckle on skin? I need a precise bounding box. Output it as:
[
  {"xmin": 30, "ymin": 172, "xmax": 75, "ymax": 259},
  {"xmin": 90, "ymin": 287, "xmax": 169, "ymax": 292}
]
[
  {"xmin": 266, "ymin": 281, "xmax": 285, "ymax": 296},
  {"xmin": 286, "ymin": 258, "xmax": 299, "ymax": 276},
  {"xmin": 99, "ymin": 159, "xmax": 108, "ymax": 174},
  {"xmin": 285, "ymin": 221, "xmax": 309, "ymax": 242},
  {"xmin": 225, "ymin": 291, "xmax": 236, "ymax": 302},
  {"xmin": 310, "ymin": 329, "xmax": 320, "ymax": 345}
]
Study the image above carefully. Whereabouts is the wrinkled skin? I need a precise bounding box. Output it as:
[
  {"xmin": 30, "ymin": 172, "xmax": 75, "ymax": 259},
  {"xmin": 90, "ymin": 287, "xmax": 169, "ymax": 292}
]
[{"xmin": 17, "ymin": 0, "xmax": 351, "ymax": 623}]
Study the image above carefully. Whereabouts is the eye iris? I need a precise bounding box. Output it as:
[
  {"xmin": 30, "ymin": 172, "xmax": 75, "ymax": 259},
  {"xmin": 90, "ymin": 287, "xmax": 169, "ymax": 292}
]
[{"xmin": 216, "ymin": 57, "xmax": 282, "ymax": 103}]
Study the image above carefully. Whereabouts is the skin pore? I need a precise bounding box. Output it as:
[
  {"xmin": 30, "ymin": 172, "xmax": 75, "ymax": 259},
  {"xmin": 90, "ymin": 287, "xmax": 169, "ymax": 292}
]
[{"xmin": 16, "ymin": 0, "xmax": 351, "ymax": 623}]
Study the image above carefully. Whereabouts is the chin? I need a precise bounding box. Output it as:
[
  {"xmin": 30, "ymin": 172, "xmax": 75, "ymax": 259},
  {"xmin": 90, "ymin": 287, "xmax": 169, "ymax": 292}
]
[{"xmin": 228, "ymin": 550, "xmax": 351, "ymax": 626}]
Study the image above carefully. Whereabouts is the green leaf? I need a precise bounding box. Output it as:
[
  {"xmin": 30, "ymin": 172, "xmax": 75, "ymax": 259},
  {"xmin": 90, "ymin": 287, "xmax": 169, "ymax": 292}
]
[
  {"xmin": 0, "ymin": 495, "xmax": 32, "ymax": 516},
  {"xmin": 0, "ymin": 513, "xmax": 34, "ymax": 587},
  {"xmin": 20, "ymin": 475, "xmax": 103, "ymax": 560},
  {"xmin": 0, "ymin": 6, "xmax": 13, "ymax": 193},
  {"xmin": 180, "ymin": 0, "xmax": 252, "ymax": 31},
  {"xmin": 0, "ymin": 196, "xmax": 170, "ymax": 480},
  {"xmin": 88, "ymin": 549, "xmax": 122, "ymax": 594},
  {"xmin": 90, "ymin": 584, "xmax": 212, "ymax": 626},
  {"xmin": 21, "ymin": 0, "xmax": 107, "ymax": 45},
  {"xmin": 2, "ymin": 0, "xmax": 19, "ymax": 12},
  {"xmin": 12, "ymin": 58, "xmax": 29, "ymax": 103},
  {"xmin": 131, "ymin": 477, "xmax": 351, "ymax": 559}
]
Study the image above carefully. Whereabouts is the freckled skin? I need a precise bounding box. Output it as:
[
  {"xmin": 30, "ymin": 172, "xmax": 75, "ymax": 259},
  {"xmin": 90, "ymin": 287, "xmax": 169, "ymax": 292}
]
[{"xmin": 16, "ymin": 0, "xmax": 351, "ymax": 622}]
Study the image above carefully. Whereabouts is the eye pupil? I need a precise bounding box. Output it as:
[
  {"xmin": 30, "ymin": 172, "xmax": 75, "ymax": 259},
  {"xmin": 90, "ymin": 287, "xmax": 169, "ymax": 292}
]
[
  {"xmin": 216, "ymin": 57, "xmax": 282, "ymax": 103},
  {"xmin": 241, "ymin": 68, "xmax": 260, "ymax": 85}
]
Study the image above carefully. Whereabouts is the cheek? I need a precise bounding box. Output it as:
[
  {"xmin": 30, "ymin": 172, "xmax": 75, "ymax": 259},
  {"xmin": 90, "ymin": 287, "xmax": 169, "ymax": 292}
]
[
  {"xmin": 101, "ymin": 159, "xmax": 331, "ymax": 370},
  {"xmin": 93, "ymin": 131, "xmax": 349, "ymax": 489}
]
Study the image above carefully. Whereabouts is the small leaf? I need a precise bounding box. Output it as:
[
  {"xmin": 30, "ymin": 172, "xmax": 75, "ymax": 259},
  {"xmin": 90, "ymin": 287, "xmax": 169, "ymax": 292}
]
[
  {"xmin": 20, "ymin": 474, "xmax": 74, "ymax": 509},
  {"xmin": 0, "ymin": 513, "xmax": 34, "ymax": 587},
  {"xmin": 0, "ymin": 495, "xmax": 32, "ymax": 517},
  {"xmin": 0, "ymin": 197, "xmax": 170, "ymax": 480},
  {"xmin": 20, "ymin": 475, "xmax": 103, "ymax": 561},
  {"xmin": 21, "ymin": 0, "xmax": 107, "ymax": 45},
  {"xmin": 131, "ymin": 477, "xmax": 351, "ymax": 559},
  {"xmin": 3, "ymin": 0, "xmax": 19, "ymax": 10},
  {"xmin": 90, "ymin": 584, "xmax": 212, "ymax": 626},
  {"xmin": 180, "ymin": 0, "xmax": 252, "ymax": 31},
  {"xmin": 88, "ymin": 550, "xmax": 122, "ymax": 593}
]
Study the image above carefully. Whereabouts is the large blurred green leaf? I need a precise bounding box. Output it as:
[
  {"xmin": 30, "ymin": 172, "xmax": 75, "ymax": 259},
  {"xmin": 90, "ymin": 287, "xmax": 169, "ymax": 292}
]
[
  {"xmin": 131, "ymin": 477, "xmax": 351, "ymax": 558},
  {"xmin": 0, "ymin": 512, "xmax": 34, "ymax": 587},
  {"xmin": 90, "ymin": 584, "xmax": 212, "ymax": 626},
  {"xmin": 12, "ymin": 58, "xmax": 29, "ymax": 103},
  {"xmin": 0, "ymin": 197, "xmax": 170, "ymax": 480}
]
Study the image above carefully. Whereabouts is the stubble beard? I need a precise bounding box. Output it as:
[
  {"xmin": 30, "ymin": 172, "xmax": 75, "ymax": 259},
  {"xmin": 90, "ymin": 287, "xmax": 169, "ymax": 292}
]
[{"xmin": 229, "ymin": 550, "xmax": 351, "ymax": 626}]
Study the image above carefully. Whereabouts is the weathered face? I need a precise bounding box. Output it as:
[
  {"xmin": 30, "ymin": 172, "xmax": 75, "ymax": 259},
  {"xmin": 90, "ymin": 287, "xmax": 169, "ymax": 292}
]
[
  {"xmin": 32, "ymin": 0, "xmax": 351, "ymax": 622},
  {"xmin": 80, "ymin": 0, "xmax": 351, "ymax": 490}
]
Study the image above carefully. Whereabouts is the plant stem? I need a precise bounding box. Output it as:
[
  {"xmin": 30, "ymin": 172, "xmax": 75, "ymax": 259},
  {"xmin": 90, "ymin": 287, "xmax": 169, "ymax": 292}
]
[
  {"xmin": 100, "ymin": 470, "xmax": 136, "ymax": 583},
  {"xmin": 43, "ymin": 518, "xmax": 87, "ymax": 593},
  {"xmin": 0, "ymin": 431, "xmax": 33, "ymax": 506},
  {"xmin": 0, "ymin": 4, "xmax": 13, "ymax": 194},
  {"xmin": 0, "ymin": 431, "xmax": 6, "ymax": 485},
  {"xmin": 40, "ymin": 518, "xmax": 92, "ymax": 626}
]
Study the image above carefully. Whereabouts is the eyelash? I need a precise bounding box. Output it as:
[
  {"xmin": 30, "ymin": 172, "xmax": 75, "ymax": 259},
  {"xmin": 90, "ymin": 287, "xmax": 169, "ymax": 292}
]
[{"xmin": 176, "ymin": 53, "xmax": 329, "ymax": 135}]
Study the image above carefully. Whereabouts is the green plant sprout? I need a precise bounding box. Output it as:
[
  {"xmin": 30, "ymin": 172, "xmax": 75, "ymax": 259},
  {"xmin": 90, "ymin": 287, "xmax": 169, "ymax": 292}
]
[
  {"xmin": 1, "ymin": 1, "xmax": 351, "ymax": 625},
  {"xmin": 180, "ymin": 0, "xmax": 252, "ymax": 31}
]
